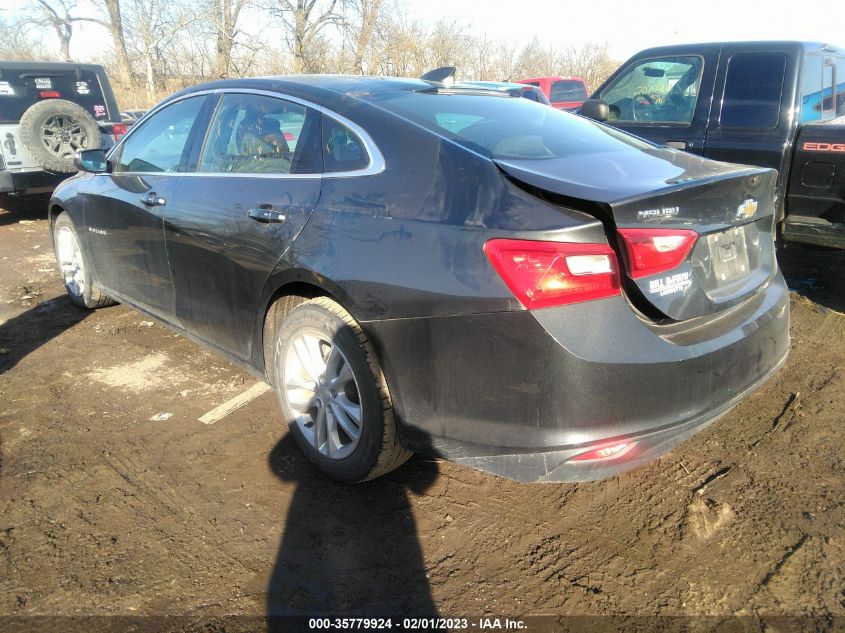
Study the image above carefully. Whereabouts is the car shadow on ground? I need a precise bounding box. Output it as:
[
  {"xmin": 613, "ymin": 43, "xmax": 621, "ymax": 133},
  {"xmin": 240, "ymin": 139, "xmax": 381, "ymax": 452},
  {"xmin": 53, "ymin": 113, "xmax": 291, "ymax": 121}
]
[
  {"xmin": 0, "ymin": 295, "xmax": 89, "ymax": 374},
  {"xmin": 266, "ymin": 433, "xmax": 440, "ymax": 629},
  {"xmin": 778, "ymin": 242, "xmax": 845, "ymax": 313},
  {"xmin": 0, "ymin": 194, "xmax": 50, "ymax": 227}
]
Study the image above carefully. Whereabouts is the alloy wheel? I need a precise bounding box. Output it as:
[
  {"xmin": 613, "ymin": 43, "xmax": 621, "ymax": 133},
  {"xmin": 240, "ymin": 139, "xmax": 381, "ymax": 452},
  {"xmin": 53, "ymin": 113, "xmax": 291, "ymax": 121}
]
[
  {"xmin": 55, "ymin": 225, "xmax": 85, "ymax": 297},
  {"xmin": 283, "ymin": 329, "xmax": 363, "ymax": 460}
]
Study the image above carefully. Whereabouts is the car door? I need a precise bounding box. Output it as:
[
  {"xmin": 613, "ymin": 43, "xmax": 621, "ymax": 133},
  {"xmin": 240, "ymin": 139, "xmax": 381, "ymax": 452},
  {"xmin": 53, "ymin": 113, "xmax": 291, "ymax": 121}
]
[
  {"xmin": 160, "ymin": 91, "xmax": 323, "ymax": 359},
  {"xmin": 702, "ymin": 45, "xmax": 798, "ymax": 172},
  {"xmin": 594, "ymin": 52, "xmax": 717, "ymax": 153},
  {"xmin": 83, "ymin": 94, "xmax": 212, "ymax": 320}
]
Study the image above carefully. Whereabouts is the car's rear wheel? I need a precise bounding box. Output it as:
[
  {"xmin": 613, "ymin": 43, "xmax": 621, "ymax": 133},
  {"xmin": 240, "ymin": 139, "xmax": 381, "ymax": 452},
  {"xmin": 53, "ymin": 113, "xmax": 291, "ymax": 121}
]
[
  {"xmin": 272, "ymin": 297, "xmax": 411, "ymax": 482},
  {"xmin": 52, "ymin": 213, "xmax": 115, "ymax": 309}
]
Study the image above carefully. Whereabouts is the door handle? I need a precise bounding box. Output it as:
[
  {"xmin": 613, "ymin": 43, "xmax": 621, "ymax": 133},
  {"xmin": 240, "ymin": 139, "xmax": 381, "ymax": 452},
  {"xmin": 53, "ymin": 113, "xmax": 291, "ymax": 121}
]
[
  {"xmin": 140, "ymin": 192, "xmax": 167, "ymax": 206},
  {"xmin": 247, "ymin": 207, "xmax": 287, "ymax": 223}
]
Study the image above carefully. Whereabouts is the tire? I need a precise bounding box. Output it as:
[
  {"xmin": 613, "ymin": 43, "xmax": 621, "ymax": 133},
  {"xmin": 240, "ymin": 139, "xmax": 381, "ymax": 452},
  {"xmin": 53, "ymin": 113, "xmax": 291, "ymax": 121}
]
[
  {"xmin": 19, "ymin": 100, "xmax": 102, "ymax": 173},
  {"xmin": 272, "ymin": 297, "xmax": 411, "ymax": 482},
  {"xmin": 52, "ymin": 213, "xmax": 115, "ymax": 309}
]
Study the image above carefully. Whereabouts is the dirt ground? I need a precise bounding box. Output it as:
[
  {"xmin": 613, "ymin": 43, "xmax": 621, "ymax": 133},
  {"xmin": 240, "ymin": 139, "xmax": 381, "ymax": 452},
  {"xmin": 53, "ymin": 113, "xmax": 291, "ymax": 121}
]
[{"xmin": 0, "ymin": 195, "xmax": 843, "ymax": 630}]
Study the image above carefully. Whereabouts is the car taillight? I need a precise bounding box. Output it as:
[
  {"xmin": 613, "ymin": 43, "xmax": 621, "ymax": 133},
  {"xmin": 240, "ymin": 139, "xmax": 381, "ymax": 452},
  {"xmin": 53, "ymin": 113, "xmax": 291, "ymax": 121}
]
[
  {"xmin": 111, "ymin": 123, "xmax": 128, "ymax": 139},
  {"xmin": 283, "ymin": 131, "xmax": 296, "ymax": 142},
  {"xmin": 617, "ymin": 228, "xmax": 698, "ymax": 279},
  {"xmin": 484, "ymin": 239, "xmax": 620, "ymax": 310}
]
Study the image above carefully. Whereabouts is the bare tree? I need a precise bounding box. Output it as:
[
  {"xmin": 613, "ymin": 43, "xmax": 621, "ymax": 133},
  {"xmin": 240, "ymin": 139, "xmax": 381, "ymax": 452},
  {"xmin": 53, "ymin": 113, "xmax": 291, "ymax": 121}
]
[
  {"xmin": 88, "ymin": 0, "xmax": 134, "ymax": 90},
  {"xmin": 26, "ymin": 0, "xmax": 82, "ymax": 61},
  {"xmin": 270, "ymin": 0, "xmax": 343, "ymax": 73},
  {"xmin": 346, "ymin": 0, "xmax": 381, "ymax": 74},
  {"xmin": 560, "ymin": 42, "xmax": 618, "ymax": 91},
  {"xmin": 123, "ymin": 0, "xmax": 201, "ymax": 101},
  {"xmin": 0, "ymin": 14, "xmax": 50, "ymax": 60},
  {"xmin": 210, "ymin": 0, "xmax": 247, "ymax": 78}
]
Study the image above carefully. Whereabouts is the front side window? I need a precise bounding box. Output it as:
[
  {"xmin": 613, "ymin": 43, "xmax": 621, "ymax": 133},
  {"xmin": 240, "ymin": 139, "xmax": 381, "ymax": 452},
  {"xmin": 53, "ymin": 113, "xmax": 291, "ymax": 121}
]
[
  {"xmin": 550, "ymin": 80, "xmax": 587, "ymax": 102},
  {"xmin": 198, "ymin": 93, "xmax": 317, "ymax": 175},
  {"xmin": 599, "ymin": 56, "xmax": 703, "ymax": 124},
  {"xmin": 720, "ymin": 53, "xmax": 786, "ymax": 129},
  {"xmin": 115, "ymin": 96, "xmax": 205, "ymax": 173}
]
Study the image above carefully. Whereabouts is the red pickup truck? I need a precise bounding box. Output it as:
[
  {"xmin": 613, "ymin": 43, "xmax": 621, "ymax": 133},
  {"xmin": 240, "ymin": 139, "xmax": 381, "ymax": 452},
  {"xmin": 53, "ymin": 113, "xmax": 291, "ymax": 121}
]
[{"xmin": 516, "ymin": 76, "xmax": 588, "ymax": 110}]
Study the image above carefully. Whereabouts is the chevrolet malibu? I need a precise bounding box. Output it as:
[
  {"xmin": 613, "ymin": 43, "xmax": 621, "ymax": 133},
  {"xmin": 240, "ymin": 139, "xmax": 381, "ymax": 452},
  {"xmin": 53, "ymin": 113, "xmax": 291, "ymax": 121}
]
[{"xmin": 49, "ymin": 76, "xmax": 790, "ymax": 483}]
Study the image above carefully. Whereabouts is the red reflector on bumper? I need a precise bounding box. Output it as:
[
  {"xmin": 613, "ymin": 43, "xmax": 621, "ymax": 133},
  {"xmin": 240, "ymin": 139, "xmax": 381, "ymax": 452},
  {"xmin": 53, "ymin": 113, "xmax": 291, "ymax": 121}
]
[{"xmin": 570, "ymin": 441, "xmax": 636, "ymax": 462}]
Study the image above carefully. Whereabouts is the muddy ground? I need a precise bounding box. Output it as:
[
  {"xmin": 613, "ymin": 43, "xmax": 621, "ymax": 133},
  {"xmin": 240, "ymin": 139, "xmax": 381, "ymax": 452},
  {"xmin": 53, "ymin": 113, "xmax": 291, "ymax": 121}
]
[{"xmin": 0, "ymin": 195, "xmax": 843, "ymax": 630}]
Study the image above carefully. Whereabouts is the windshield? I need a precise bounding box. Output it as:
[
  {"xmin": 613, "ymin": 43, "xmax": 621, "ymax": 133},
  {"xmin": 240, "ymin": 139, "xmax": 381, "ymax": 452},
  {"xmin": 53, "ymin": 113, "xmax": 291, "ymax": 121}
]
[{"xmin": 371, "ymin": 91, "xmax": 655, "ymax": 160}]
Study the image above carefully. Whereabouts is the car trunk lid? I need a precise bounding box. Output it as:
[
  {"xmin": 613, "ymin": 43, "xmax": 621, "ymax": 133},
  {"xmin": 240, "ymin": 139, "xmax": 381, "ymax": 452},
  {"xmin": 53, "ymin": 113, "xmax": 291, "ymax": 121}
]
[{"xmin": 495, "ymin": 149, "xmax": 778, "ymax": 321}]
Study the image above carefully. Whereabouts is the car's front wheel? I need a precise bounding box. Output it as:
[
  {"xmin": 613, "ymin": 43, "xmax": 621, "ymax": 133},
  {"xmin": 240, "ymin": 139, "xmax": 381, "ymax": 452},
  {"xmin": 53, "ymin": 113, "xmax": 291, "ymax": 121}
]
[
  {"xmin": 52, "ymin": 213, "xmax": 115, "ymax": 309},
  {"xmin": 273, "ymin": 297, "xmax": 411, "ymax": 482}
]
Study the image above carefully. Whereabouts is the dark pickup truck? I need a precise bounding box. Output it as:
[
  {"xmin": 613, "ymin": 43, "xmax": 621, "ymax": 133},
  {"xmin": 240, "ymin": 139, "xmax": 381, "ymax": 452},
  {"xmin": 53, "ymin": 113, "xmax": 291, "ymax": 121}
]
[{"xmin": 580, "ymin": 41, "xmax": 845, "ymax": 248}]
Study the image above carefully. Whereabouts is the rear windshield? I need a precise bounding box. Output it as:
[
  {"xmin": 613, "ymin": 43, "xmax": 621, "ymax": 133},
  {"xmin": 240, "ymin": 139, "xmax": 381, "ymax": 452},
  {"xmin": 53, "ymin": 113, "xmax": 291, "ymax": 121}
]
[
  {"xmin": 372, "ymin": 91, "xmax": 654, "ymax": 160},
  {"xmin": 0, "ymin": 69, "xmax": 110, "ymax": 124},
  {"xmin": 550, "ymin": 80, "xmax": 587, "ymax": 102}
]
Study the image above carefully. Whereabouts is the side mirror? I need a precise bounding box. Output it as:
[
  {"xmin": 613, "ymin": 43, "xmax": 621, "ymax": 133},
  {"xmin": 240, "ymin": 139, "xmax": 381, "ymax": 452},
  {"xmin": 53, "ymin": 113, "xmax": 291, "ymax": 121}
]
[
  {"xmin": 73, "ymin": 149, "xmax": 109, "ymax": 173},
  {"xmin": 580, "ymin": 99, "xmax": 610, "ymax": 122}
]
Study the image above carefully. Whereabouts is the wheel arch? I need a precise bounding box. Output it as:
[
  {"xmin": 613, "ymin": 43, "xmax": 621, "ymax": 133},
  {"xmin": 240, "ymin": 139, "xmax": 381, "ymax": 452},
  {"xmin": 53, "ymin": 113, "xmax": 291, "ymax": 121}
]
[{"xmin": 253, "ymin": 269, "xmax": 360, "ymax": 382}]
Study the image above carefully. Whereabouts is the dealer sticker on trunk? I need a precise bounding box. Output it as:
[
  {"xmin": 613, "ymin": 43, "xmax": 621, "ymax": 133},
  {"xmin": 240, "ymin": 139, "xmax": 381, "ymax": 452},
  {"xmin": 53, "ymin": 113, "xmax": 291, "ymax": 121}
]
[{"xmin": 649, "ymin": 271, "xmax": 693, "ymax": 297}]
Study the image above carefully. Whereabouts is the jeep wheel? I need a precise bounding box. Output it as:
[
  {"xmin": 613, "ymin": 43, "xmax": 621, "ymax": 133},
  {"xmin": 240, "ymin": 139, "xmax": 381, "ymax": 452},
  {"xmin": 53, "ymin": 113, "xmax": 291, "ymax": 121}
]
[{"xmin": 19, "ymin": 100, "xmax": 102, "ymax": 173}]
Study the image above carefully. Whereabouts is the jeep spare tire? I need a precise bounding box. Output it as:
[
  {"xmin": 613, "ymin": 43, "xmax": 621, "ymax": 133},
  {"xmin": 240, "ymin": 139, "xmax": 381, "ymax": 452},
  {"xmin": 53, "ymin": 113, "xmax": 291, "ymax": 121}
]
[{"xmin": 19, "ymin": 99, "xmax": 102, "ymax": 173}]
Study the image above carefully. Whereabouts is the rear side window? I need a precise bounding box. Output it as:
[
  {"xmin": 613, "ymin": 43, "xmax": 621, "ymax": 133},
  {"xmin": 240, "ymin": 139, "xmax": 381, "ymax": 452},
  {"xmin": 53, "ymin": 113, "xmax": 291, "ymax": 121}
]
[
  {"xmin": 801, "ymin": 54, "xmax": 824, "ymax": 123},
  {"xmin": 322, "ymin": 117, "xmax": 369, "ymax": 172},
  {"xmin": 720, "ymin": 54, "xmax": 786, "ymax": 129},
  {"xmin": 0, "ymin": 69, "xmax": 109, "ymax": 124},
  {"xmin": 115, "ymin": 96, "xmax": 206, "ymax": 173},
  {"xmin": 197, "ymin": 93, "xmax": 319, "ymax": 175},
  {"xmin": 550, "ymin": 80, "xmax": 587, "ymax": 102}
]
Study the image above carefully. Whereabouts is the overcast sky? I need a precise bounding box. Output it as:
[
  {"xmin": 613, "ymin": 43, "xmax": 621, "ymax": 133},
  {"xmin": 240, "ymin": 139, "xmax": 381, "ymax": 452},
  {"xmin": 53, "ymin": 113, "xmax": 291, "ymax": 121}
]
[
  {"xmin": 409, "ymin": 0, "xmax": 845, "ymax": 59},
  {"xmin": 5, "ymin": 0, "xmax": 845, "ymax": 62}
]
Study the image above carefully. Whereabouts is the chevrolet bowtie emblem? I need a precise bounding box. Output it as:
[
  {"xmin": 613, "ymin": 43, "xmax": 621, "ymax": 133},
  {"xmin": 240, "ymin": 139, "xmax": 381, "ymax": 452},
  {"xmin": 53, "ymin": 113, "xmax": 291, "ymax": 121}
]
[{"xmin": 736, "ymin": 198, "xmax": 758, "ymax": 220}]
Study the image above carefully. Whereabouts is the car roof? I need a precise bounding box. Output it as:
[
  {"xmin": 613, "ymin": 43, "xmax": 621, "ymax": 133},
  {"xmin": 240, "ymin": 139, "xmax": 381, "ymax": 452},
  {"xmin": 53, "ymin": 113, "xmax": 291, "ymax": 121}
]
[
  {"xmin": 166, "ymin": 74, "xmax": 524, "ymax": 114},
  {"xmin": 633, "ymin": 41, "xmax": 844, "ymax": 56},
  {"xmin": 459, "ymin": 80, "xmax": 537, "ymax": 91},
  {"xmin": 0, "ymin": 61, "xmax": 108, "ymax": 73},
  {"xmin": 518, "ymin": 76, "xmax": 585, "ymax": 83},
  {"xmin": 175, "ymin": 75, "xmax": 431, "ymax": 100}
]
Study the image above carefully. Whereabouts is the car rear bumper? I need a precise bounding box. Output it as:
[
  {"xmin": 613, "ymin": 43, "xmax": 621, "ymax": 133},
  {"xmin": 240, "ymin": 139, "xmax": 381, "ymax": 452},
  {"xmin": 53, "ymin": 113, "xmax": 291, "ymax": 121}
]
[
  {"xmin": 0, "ymin": 169, "xmax": 67, "ymax": 194},
  {"xmin": 365, "ymin": 271, "xmax": 790, "ymax": 482}
]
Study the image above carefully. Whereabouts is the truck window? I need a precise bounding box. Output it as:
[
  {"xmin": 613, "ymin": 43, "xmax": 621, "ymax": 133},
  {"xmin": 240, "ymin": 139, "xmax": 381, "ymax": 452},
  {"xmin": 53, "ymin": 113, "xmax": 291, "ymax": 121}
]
[
  {"xmin": 801, "ymin": 54, "xmax": 823, "ymax": 123},
  {"xmin": 599, "ymin": 56, "xmax": 703, "ymax": 125},
  {"xmin": 720, "ymin": 53, "xmax": 786, "ymax": 129},
  {"xmin": 0, "ymin": 69, "xmax": 110, "ymax": 124},
  {"xmin": 839, "ymin": 57, "xmax": 845, "ymax": 118},
  {"xmin": 822, "ymin": 60, "xmax": 835, "ymax": 120},
  {"xmin": 550, "ymin": 80, "xmax": 587, "ymax": 102}
]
